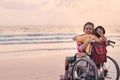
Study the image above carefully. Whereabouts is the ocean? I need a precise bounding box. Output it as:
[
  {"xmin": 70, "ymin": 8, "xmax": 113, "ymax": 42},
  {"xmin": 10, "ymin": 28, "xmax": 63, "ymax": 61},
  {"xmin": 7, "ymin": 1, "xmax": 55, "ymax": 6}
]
[{"xmin": 0, "ymin": 25, "xmax": 119, "ymax": 53}]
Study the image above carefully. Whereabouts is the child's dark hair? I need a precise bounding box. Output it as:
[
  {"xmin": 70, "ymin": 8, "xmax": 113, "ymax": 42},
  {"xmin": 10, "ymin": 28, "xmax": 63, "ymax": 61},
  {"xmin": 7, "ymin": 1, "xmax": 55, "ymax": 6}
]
[
  {"xmin": 83, "ymin": 22, "xmax": 94, "ymax": 31},
  {"xmin": 94, "ymin": 26, "xmax": 105, "ymax": 38}
]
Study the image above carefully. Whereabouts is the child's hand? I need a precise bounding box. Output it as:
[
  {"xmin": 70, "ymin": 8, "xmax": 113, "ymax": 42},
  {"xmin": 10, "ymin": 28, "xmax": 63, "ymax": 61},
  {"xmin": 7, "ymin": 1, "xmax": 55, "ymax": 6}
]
[
  {"xmin": 87, "ymin": 37, "xmax": 95, "ymax": 42},
  {"xmin": 97, "ymin": 28, "xmax": 104, "ymax": 36},
  {"xmin": 73, "ymin": 36, "xmax": 77, "ymax": 41}
]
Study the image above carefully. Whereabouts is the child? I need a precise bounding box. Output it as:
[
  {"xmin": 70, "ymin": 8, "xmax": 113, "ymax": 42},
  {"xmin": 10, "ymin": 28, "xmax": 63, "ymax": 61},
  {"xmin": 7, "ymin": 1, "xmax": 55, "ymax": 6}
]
[{"xmin": 93, "ymin": 26, "xmax": 107, "ymax": 79}]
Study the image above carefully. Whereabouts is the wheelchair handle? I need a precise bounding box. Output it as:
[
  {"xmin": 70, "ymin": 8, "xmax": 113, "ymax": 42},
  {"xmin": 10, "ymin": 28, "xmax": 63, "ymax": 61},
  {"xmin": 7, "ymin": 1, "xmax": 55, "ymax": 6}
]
[
  {"xmin": 108, "ymin": 40, "xmax": 116, "ymax": 44},
  {"xmin": 108, "ymin": 40, "xmax": 116, "ymax": 48}
]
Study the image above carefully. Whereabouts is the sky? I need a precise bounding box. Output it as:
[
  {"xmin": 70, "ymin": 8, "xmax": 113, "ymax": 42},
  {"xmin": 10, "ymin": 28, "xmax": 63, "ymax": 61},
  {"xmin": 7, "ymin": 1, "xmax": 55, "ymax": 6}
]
[{"xmin": 0, "ymin": 0, "xmax": 120, "ymax": 25}]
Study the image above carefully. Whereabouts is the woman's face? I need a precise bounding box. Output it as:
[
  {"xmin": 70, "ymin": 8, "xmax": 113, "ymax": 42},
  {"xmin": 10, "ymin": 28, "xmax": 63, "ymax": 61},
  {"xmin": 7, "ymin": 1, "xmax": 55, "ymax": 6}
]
[{"xmin": 84, "ymin": 24, "xmax": 94, "ymax": 35}]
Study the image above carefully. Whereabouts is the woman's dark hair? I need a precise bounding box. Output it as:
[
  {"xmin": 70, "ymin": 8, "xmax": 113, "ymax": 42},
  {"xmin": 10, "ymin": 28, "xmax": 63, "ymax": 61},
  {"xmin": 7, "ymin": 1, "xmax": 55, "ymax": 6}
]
[
  {"xmin": 83, "ymin": 22, "xmax": 94, "ymax": 31},
  {"xmin": 94, "ymin": 26, "xmax": 105, "ymax": 38}
]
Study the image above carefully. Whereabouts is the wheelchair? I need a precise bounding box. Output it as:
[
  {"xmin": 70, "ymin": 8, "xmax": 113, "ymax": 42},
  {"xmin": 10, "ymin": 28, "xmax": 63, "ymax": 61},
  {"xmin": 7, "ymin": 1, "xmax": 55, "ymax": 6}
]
[{"xmin": 66, "ymin": 40, "xmax": 120, "ymax": 80}]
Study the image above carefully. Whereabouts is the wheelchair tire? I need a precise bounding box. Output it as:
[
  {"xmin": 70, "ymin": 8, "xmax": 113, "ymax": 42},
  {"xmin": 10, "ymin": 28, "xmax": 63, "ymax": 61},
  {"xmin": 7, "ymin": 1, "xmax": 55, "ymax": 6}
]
[{"xmin": 72, "ymin": 57, "xmax": 99, "ymax": 80}]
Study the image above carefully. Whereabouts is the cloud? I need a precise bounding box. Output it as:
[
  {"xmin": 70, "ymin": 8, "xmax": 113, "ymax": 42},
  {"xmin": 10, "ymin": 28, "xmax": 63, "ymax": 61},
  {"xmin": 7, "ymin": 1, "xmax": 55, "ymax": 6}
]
[
  {"xmin": 0, "ymin": 0, "xmax": 49, "ymax": 10},
  {"xmin": 55, "ymin": 0, "xmax": 80, "ymax": 8},
  {"xmin": 0, "ymin": 0, "xmax": 84, "ymax": 10},
  {"xmin": 0, "ymin": 0, "xmax": 120, "ymax": 25}
]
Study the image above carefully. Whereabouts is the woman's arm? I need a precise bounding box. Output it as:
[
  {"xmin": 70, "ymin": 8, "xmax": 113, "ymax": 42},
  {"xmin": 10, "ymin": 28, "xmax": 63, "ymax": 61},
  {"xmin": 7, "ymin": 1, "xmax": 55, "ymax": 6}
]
[{"xmin": 81, "ymin": 37, "xmax": 91, "ymax": 50}]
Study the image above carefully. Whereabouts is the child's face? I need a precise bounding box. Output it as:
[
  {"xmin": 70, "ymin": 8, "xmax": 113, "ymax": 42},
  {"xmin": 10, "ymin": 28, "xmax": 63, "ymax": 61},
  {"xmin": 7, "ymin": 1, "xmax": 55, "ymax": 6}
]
[
  {"xmin": 97, "ymin": 28, "xmax": 104, "ymax": 34},
  {"xmin": 84, "ymin": 24, "xmax": 94, "ymax": 35}
]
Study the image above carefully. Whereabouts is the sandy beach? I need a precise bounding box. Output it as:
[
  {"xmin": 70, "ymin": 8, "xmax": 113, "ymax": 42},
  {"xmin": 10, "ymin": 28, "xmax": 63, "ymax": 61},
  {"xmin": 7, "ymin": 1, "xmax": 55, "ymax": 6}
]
[{"xmin": 0, "ymin": 25, "xmax": 120, "ymax": 80}]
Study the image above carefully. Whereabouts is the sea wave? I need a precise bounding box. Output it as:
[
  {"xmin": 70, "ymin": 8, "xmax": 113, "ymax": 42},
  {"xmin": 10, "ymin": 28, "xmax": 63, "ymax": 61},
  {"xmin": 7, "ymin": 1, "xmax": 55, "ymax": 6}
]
[{"xmin": 0, "ymin": 33, "xmax": 119, "ymax": 45}]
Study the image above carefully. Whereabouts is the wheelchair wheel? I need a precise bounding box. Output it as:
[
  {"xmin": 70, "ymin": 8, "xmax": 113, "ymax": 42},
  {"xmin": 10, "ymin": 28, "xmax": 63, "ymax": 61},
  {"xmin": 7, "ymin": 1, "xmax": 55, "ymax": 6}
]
[
  {"xmin": 102, "ymin": 56, "xmax": 120, "ymax": 80},
  {"xmin": 72, "ymin": 57, "xmax": 98, "ymax": 80}
]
